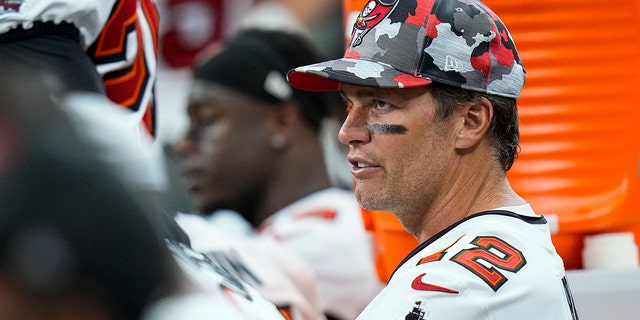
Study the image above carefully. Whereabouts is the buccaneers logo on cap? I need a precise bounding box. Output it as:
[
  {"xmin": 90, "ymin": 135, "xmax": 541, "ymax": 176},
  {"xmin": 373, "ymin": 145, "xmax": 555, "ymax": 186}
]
[
  {"xmin": 350, "ymin": 0, "xmax": 399, "ymax": 47},
  {"xmin": 0, "ymin": 0, "xmax": 23, "ymax": 12}
]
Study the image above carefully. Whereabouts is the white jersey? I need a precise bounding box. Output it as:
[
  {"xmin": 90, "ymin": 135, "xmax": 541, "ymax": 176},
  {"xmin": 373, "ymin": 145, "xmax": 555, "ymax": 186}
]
[
  {"xmin": 0, "ymin": 0, "xmax": 116, "ymax": 48},
  {"xmin": 356, "ymin": 204, "xmax": 579, "ymax": 320},
  {"xmin": 142, "ymin": 240, "xmax": 286, "ymax": 320},
  {"xmin": 175, "ymin": 213, "xmax": 326, "ymax": 320},
  {"xmin": 0, "ymin": 0, "xmax": 159, "ymax": 135},
  {"xmin": 259, "ymin": 187, "xmax": 385, "ymax": 320}
]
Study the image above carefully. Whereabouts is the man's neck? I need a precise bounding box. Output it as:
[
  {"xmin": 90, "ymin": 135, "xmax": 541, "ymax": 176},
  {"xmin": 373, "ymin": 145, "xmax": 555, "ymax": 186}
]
[{"xmin": 413, "ymin": 158, "xmax": 525, "ymax": 243}]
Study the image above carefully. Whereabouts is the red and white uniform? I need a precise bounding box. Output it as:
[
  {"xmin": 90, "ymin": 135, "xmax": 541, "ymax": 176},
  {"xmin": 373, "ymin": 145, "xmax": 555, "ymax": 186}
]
[
  {"xmin": 142, "ymin": 240, "xmax": 287, "ymax": 320},
  {"xmin": 175, "ymin": 213, "xmax": 326, "ymax": 320},
  {"xmin": 0, "ymin": 0, "xmax": 159, "ymax": 135},
  {"xmin": 0, "ymin": 1, "xmax": 117, "ymax": 47},
  {"xmin": 259, "ymin": 187, "xmax": 385, "ymax": 320},
  {"xmin": 356, "ymin": 204, "xmax": 579, "ymax": 320}
]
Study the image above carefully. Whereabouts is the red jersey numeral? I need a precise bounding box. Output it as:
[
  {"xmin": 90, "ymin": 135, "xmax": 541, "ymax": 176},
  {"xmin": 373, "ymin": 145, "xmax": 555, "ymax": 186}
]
[{"xmin": 451, "ymin": 236, "xmax": 526, "ymax": 291}]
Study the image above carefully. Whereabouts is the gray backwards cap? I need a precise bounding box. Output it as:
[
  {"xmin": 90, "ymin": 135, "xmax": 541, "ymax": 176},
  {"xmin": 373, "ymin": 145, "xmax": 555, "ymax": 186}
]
[{"xmin": 287, "ymin": 0, "xmax": 525, "ymax": 98}]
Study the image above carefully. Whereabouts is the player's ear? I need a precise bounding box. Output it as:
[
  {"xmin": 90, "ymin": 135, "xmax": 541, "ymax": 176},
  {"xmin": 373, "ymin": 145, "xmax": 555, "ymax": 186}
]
[
  {"xmin": 454, "ymin": 96, "xmax": 492, "ymax": 150},
  {"xmin": 266, "ymin": 102, "xmax": 299, "ymax": 151}
]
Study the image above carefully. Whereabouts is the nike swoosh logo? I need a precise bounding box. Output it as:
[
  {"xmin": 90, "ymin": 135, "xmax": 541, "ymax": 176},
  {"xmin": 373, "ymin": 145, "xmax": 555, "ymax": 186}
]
[{"xmin": 411, "ymin": 273, "xmax": 459, "ymax": 294}]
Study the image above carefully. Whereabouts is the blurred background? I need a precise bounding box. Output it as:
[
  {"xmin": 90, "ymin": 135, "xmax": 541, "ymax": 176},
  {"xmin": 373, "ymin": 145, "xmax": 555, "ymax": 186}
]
[
  {"xmin": 154, "ymin": 0, "xmax": 345, "ymax": 146},
  {"xmin": 154, "ymin": 0, "xmax": 350, "ymax": 216}
]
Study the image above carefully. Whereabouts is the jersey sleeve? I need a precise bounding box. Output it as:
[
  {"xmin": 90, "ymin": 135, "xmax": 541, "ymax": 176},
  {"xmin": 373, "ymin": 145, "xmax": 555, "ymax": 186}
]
[
  {"xmin": 258, "ymin": 191, "xmax": 384, "ymax": 320},
  {"xmin": 161, "ymin": 241, "xmax": 287, "ymax": 320},
  {"xmin": 175, "ymin": 213, "xmax": 326, "ymax": 320},
  {"xmin": 357, "ymin": 261, "xmax": 490, "ymax": 320},
  {"xmin": 87, "ymin": 0, "xmax": 159, "ymax": 136}
]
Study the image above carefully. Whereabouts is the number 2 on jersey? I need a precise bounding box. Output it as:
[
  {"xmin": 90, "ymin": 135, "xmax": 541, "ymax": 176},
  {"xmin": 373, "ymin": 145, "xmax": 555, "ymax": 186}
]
[{"xmin": 451, "ymin": 236, "xmax": 526, "ymax": 291}]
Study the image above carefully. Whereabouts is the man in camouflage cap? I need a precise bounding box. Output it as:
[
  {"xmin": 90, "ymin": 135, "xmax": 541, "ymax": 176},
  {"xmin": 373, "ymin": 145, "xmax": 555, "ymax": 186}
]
[{"xmin": 288, "ymin": 0, "xmax": 579, "ymax": 319}]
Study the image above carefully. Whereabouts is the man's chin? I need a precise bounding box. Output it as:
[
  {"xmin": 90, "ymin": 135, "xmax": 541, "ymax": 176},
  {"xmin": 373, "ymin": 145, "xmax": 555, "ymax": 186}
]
[
  {"xmin": 355, "ymin": 187, "xmax": 387, "ymax": 211},
  {"xmin": 357, "ymin": 196, "xmax": 388, "ymax": 213}
]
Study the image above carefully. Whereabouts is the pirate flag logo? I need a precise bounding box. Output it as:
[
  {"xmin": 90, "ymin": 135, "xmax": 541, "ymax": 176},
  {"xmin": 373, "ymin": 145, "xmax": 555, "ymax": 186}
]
[
  {"xmin": 0, "ymin": 0, "xmax": 23, "ymax": 12},
  {"xmin": 349, "ymin": 0, "xmax": 399, "ymax": 47},
  {"xmin": 405, "ymin": 300, "xmax": 427, "ymax": 320}
]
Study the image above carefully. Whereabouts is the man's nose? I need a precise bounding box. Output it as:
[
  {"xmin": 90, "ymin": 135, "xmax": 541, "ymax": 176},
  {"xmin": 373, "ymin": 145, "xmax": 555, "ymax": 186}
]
[{"xmin": 338, "ymin": 108, "xmax": 371, "ymax": 147}]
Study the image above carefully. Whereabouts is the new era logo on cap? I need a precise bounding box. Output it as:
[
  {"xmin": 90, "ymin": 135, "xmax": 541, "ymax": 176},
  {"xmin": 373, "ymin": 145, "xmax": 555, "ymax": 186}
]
[
  {"xmin": 444, "ymin": 55, "xmax": 467, "ymax": 73},
  {"xmin": 288, "ymin": 0, "xmax": 525, "ymax": 99}
]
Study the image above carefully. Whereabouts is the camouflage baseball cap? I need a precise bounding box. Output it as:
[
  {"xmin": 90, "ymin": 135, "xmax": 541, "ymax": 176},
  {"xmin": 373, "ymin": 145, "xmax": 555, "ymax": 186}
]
[{"xmin": 287, "ymin": 0, "xmax": 525, "ymax": 98}]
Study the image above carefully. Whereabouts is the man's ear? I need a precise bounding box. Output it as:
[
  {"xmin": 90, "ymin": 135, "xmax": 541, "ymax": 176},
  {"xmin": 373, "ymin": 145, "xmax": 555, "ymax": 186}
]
[
  {"xmin": 266, "ymin": 102, "xmax": 300, "ymax": 151},
  {"xmin": 455, "ymin": 97, "xmax": 493, "ymax": 150}
]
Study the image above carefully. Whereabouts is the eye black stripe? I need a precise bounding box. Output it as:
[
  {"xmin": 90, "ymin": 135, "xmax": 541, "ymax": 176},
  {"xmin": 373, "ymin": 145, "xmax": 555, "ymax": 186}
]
[{"xmin": 370, "ymin": 124, "xmax": 407, "ymax": 135}]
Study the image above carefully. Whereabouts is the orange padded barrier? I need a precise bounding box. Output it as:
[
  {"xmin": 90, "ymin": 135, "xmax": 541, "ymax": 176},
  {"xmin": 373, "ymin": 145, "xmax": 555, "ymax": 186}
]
[
  {"xmin": 346, "ymin": 0, "xmax": 640, "ymax": 277},
  {"xmin": 361, "ymin": 209, "xmax": 418, "ymax": 283},
  {"xmin": 493, "ymin": 0, "xmax": 640, "ymax": 269}
]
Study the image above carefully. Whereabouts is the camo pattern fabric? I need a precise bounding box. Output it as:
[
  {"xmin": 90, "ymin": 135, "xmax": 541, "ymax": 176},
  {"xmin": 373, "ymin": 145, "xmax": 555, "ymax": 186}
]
[{"xmin": 288, "ymin": 0, "xmax": 525, "ymax": 99}]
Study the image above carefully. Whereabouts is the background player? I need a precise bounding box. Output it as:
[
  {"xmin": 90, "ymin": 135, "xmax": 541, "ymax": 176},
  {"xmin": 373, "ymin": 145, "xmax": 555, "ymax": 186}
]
[
  {"xmin": 0, "ymin": 57, "xmax": 287, "ymax": 320},
  {"xmin": 174, "ymin": 28, "xmax": 383, "ymax": 320}
]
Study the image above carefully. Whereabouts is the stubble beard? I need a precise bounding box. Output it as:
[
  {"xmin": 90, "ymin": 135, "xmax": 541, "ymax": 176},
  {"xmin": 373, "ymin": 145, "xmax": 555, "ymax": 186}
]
[
  {"xmin": 354, "ymin": 179, "xmax": 403, "ymax": 215},
  {"xmin": 355, "ymin": 182, "xmax": 422, "ymax": 237}
]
